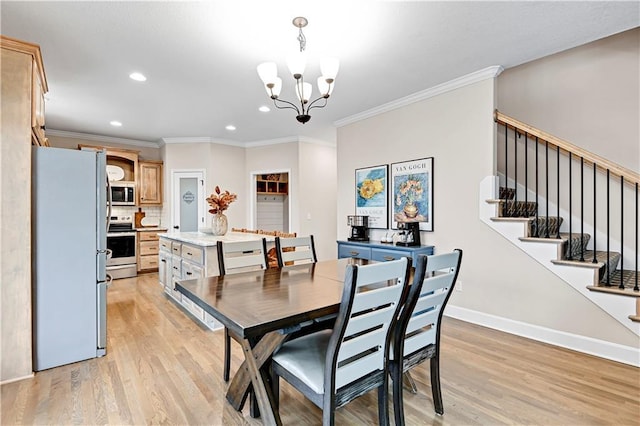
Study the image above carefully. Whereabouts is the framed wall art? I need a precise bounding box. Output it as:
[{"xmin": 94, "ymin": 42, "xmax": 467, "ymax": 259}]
[
  {"xmin": 355, "ymin": 164, "xmax": 388, "ymax": 229},
  {"xmin": 390, "ymin": 157, "xmax": 434, "ymax": 231}
]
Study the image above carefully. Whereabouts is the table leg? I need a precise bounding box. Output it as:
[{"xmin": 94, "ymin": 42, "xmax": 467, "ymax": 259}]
[{"xmin": 226, "ymin": 332, "xmax": 286, "ymax": 425}]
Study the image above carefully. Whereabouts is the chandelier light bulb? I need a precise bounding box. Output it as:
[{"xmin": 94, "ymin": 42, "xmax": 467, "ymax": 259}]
[
  {"xmin": 317, "ymin": 77, "xmax": 334, "ymax": 97},
  {"xmin": 286, "ymin": 52, "xmax": 307, "ymax": 79},
  {"xmin": 257, "ymin": 62, "xmax": 278, "ymax": 85},
  {"xmin": 320, "ymin": 57, "xmax": 339, "ymax": 82},
  {"xmin": 296, "ymin": 82, "xmax": 313, "ymax": 103}
]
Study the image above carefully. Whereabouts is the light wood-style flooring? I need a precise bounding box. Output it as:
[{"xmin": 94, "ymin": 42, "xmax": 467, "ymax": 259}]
[{"xmin": 2, "ymin": 273, "xmax": 639, "ymax": 425}]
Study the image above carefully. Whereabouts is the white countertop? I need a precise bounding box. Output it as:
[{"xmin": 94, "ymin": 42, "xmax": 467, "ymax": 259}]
[{"xmin": 158, "ymin": 231, "xmax": 275, "ymax": 247}]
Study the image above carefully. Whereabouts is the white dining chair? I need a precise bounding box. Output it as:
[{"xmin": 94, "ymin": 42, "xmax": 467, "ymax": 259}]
[
  {"xmin": 271, "ymin": 257, "xmax": 411, "ymax": 425},
  {"xmin": 275, "ymin": 235, "xmax": 317, "ymax": 267},
  {"xmin": 216, "ymin": 238, "xmax": 268, "ymax": 382},
  {"xmin": 390, "ymin": 249, "xmax": 463, "ymax": 423}
]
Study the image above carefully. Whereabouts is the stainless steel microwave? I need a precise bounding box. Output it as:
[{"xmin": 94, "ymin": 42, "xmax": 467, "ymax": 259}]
[{"xmin": 109, "ymin": 182, "xmax": 136, "ymax": 205}]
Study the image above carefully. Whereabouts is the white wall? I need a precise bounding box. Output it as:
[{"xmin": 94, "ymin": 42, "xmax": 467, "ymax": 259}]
[
  {"xmin": 497, "ymin": 27, "xmax": 639, "ymax": 173},
  {"xmin": 336, "ymin": 77, "xmax": 639, "ymax": 348},
  {"xmin": 162, "ymin": 142, "xmax": 246, "ymax": 231},
  {"xmin": 245, "ymin": 140, "xmax": 338, "ymax": 261}
]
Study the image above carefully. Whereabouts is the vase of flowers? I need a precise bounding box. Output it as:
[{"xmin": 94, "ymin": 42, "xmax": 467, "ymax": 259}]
[{"xmin": 206, "ymin": 186, "xmax": 237, "ymax": 236}]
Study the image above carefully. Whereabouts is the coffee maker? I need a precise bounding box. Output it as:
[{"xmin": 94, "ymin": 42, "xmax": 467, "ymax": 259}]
[
  {"xmin": 396, "ymin": 221, "xmax": 421, "ymax": 247},
  {"xmin": 347, "ymin": 215, "xmax": 369, "ymax": 242}
]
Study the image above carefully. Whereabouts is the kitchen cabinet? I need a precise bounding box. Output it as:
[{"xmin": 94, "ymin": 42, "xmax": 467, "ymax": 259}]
[
  {"xmin": 158, "ymin": 235, "xmax": 221, "ymax": 331},
  {"xmin": 137, "ymin": 229, "xmax": 166, "ymax": 272},
  {"xmin": 1, "ymin": 35, "xmax": 48, "ymax": 382},
  {"xmin": 337, "ymin": 240, "xmax": 434, "ymax": 261},
  {"xmin": 78, "ymin": 144, "xmax": 139, "ymax": 183},
  {"xmin": 138, "ymin": 160, "xmax": 163, "ymax": 205}
]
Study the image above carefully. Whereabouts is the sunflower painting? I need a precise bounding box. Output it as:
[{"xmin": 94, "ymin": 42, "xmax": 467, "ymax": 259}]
[{"xmin": 355, "ymin": 165, "xmax": 388, "ymax": 229}]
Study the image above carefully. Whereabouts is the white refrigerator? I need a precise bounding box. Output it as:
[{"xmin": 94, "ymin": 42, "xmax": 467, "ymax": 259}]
[{"xmin": 32, "ymin": 146, "xmax": 109, "ymax": 371}]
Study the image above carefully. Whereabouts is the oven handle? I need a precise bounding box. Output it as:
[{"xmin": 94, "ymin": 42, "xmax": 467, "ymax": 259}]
[{"xmin": 107, "ymin": 232, "xmax": 137, "ymax": 237}]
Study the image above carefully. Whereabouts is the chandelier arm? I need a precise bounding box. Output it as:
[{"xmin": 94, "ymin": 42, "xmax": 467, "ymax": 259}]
[
  {"xmin": 272, "ymin": 98, "xmax": 302, "ymax": 114},
  {"xmin": 306, "ymin": 96, "xmax": 329, "ymax": 112}
]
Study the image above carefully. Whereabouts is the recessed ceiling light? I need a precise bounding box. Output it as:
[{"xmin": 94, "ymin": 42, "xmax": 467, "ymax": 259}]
[
  {"xmin": 110, "ymin": 121, "xmax": 123, "ymax": 127},
  {"xmin": 225, "ymin": 125, "xmax": 236, "ymax": 131},
  {"xmin": 259, "ymin": 105, "xmax": 271, "ymax": 112},
  {"xmin": 129, "ymin": 72, "xmax": 147, "ymax": 82}
]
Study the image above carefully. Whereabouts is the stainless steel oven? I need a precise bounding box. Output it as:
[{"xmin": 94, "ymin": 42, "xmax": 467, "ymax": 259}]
[{"xmin": 106, "ymin": 216, "xmax": 137, "ymax": 279}]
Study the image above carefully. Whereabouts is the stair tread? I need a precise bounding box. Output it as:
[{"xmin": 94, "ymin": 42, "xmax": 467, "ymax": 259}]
[
  {"xmin": 552, "ymin": 250, "xmax": 620, "ymax": 268},
  {"xmin": 629, "ymin": 315, "xmax": 640, "ymax": 323},
  {"xmin": 587, "ymin": 285, "xmax": 640, "ymax": 298},
  {"xmin": 491, "ymin": 217, "xmax": 533, "ymax": 222},
  {"xmin": 520, "ymin": 232, "xmax": 589, "ymax": 244},
  {"xmin": 600, "ymin": 269, "xmax": 639, "ymax": 288}
]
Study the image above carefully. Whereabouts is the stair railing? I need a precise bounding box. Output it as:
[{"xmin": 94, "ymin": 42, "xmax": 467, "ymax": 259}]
[{"xmin": 494, "ymin": 110, "xmax": 639, "ymax": 292}]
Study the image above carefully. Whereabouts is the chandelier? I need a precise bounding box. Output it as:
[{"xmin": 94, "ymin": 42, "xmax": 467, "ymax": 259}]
[{"xmin": 257, "ymin": 17, "xmax": 339, "ymax": 124}]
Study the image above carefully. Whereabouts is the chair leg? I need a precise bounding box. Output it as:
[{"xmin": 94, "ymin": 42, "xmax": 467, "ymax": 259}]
[
  {"xmin": 378, "ymin": 376, "xmax": 390, "ymax": 426},
  {"xmin": 391, "ymin": 364, "xmax": 405, "ymax": 426},
  {"xmin": 403, "ymin": 371, "xmax": 418, "ymax": 394},
  {"xmin": 224, "ymin": 327, "xmax": 231, "ymax": 382},
  {"xmin": 430, "ymin": 355, "xmax": 444, "ymax": 415}
]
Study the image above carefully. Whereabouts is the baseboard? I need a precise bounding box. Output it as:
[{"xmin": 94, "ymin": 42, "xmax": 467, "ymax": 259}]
[
  {"xmin": 1, "ymin": 372, "xmax": 34, "ymax": 385},
  {"xmin": 446, "ymin": 305, "xmax": 640, "ymax": 367}
]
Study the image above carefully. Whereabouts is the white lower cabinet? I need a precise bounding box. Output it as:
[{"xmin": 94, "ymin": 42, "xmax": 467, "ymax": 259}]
[{"xmin": 159, "ymin": 236, "xmax": 222, "ymax": 331}]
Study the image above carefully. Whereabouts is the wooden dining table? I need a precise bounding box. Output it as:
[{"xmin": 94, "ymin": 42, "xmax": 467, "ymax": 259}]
[{"xmin": 175, "ymin": 258, "xmax": 370, "ymax": 425}]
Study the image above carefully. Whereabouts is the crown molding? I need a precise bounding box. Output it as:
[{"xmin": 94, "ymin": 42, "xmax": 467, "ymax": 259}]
[
  {"xmin": 46, "ymin": 129, "xmax": 161, "ymax": 148},
  {"xmin": 160, "ymin": 136, "xmax": 244, "ymax": 147},
  {"xmin": 334, "ymin": 65, "xmax": 504, "ymax": 128},
  {"xmin": 245, "ymin": 135, "xmax": 336, "ymax": 148}
]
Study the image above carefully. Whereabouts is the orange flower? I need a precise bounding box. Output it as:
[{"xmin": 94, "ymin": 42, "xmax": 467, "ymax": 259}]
[{"xmin": 206, "ymin": 186, "xmax": 237, "ymax": 214}]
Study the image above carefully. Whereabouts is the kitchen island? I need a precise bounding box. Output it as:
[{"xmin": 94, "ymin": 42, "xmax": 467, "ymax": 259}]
[{"xmin": 157, "ymin": 231, "xmax": 275, "ymax": 330}]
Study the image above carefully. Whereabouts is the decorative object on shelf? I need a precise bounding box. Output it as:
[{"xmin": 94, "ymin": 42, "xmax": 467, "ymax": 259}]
[
  {"xmin": 355, "ymin": 164, "xmax": 388, "ymax": 229},
  {"xmin": 206, "ymin": 186, "xmax": 237, "ymax": 236},
  {"xmin": 257, "ymin": 16, "xmax": 339, "ymax": 124},
  {"xmin": 106, "ymin": 165, "xmax": 125, "ymax": 181},
  {"xmin": 391, "ymin": 158, "xmax": 434, "ymax": 232}
]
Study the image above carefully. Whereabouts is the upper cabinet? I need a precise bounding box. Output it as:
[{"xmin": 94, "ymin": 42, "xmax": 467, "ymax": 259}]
[
  {"xmin": 1, "ymin": 35, "xmax": 49, "ymax": 146},
  {"xmin": 256, "ymin": 173, "xmax": 288, "ymax": 195},
  {"xmin": 105, "ymin": 148, "xmax": 139, "ymax": 183},
  {"xmin": 138, "ymin": 160, "xmax": 163, "ymax": 205}
]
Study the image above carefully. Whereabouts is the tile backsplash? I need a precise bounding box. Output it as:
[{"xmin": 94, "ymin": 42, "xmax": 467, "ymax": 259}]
[{"xmin": 111, "ymin": 206, "xmax": 164, "ymax": 227}]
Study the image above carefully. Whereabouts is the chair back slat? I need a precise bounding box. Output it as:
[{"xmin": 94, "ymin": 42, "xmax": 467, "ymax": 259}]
[
  {"xmin": 217, "ymin": 238, "xmax": 268, "ymax": 275},
  {"xmin": 411, "ymin": 291, "xmax": 448, "ymax": 321},
  {"xmin": 276, "ymin": 235, "xmax": 317, "ymax": 267},
  {"xmin": 337, "ymin": 327, "xmax": 385, "ymax": 363},
  {"xmin": 404, "ymin": 327, "xmax": 436, "ymax": 356},
  {"xmin": 335, "ymin": 347, "xmax": 384, "ymax": 389},
  {"xmin": 406, "ymin": 308, "xmax": 438, "ymax": 335},
  {"xmin": 328, "ymin": 257, "xmax": 411, "ymax": 392}
]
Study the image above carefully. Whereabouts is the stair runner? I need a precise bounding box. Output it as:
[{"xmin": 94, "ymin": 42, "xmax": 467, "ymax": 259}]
[{"xmin": 498, "ymin": 187, "xmax": 622, "ymax": 286}]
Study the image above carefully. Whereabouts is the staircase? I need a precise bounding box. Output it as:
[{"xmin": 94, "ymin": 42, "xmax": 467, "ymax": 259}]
[{"xmin": 481, "ymin": 111, "xmax": 639, "ymax": 336}]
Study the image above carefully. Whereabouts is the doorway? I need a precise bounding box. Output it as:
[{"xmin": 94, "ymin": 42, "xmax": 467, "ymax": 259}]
[
  {"xmin": 251, "ymin": 170, "xmax": 290, "ymax": 232},
  {"xmin": 171, "ymin": 170, "xmax": 206, "ymax": 232}
]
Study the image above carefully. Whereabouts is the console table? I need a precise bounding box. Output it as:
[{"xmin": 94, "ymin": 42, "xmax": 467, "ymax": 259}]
[{"xmin": 337, "ymin": 240, "xmax": 434, "ymax": 261}]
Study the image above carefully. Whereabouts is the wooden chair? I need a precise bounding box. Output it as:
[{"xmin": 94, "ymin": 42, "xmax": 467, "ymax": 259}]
[
  {"xmin": 216, "ymin": 238, "xmax": 268, "ymax": 382},
  {"xmin": 271, "ymin": 257, "xmax": 412, "ymax": 425},
  {"xmin": 275, "ymin": 235, "xmax": 317, "ymax": 267},
  {"xmin": 390, "ymin": 249, "xmax": 462, "ymax": 423}
]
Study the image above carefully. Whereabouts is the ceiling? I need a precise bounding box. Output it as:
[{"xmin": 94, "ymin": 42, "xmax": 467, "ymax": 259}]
[{"xmin": 2, "ymin": 1, "xmax": 638, "ymax": 146}]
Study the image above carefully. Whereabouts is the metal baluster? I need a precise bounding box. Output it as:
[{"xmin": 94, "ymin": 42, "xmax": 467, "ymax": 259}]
[
  {"xmin": 525, "ymin": 134, "xmax": 529, "ymax": 212},
  {"xmin": 619, "ymin": 175, "xmax": 624, "ymax": 289},
  {"xmin": 580, "ymin": 157, "xmax": 585, "ymax": 262},
  {"xmin": 545, "ymin": 141, "xmax": 549, "ymax": 238},
  {"xmin": 535, "ymin": 137, "xmax": 539, "ymax": 237},
  {"xmin": 568, "ymin": 152, "xmax": 573, "ymax": 260},
  {"xmin": 635, "ymin": 182, "xmax": 638, "ymax": 292},
  {"xmin": 592, "ymin": 162, "xmax": 597, "ymax": 264},
  {"xmin": 605, "ymin": 169, "xmax": 610, "ymax": 286},
  {"xmin": 556, "ymin": 145, "xmax": 561, "ymax": 239},
  {"xmin": 505, "ymin": 123, "xmax": 508, "ymax": 208},
  {"xmin": 514, "ymin": 128, "xmax": 518, "ymax": 211}
]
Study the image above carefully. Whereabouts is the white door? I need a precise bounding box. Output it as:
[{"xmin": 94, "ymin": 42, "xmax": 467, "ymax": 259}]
[{"xmin": 172, "ymin": 170, "xmax": 205, "ymax": 232}]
